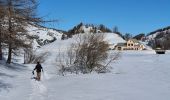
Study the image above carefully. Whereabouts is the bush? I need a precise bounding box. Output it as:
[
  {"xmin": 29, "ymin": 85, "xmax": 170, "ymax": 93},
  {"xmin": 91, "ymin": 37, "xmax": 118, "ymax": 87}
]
[
  {"xmin": 24, "ymin": 48, "xmax": 49, "ymax": 64},
  {"xmin": 57, "ymin": 33, "xmax": 120, "ymax": 75}
]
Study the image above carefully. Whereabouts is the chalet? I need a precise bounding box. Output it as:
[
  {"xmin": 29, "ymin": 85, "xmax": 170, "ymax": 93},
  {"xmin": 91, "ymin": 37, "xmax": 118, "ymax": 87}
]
[{"xmin": 115, "ymin": 39, "xmax": 145, "ymax": 50}]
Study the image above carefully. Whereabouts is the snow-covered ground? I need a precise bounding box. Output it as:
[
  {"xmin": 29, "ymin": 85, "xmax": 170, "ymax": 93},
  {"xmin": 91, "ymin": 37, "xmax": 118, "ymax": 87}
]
[{"xmin": 1, "ymin": 50, "xmax": 170, "ymax": 100}]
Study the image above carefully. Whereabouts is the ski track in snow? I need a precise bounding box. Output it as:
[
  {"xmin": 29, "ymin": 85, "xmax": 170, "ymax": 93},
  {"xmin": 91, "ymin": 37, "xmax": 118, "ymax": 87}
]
[
  {"xmin": 29, "ymin": 81, "xmax": 48, "ymax": 100},
  {"xmin": 1, "ymin": 51, "xmax": 170, "ymax": 100},
  {"xmin": 29, "ymin": 73, "xmax": 49, "ymax": 100}
]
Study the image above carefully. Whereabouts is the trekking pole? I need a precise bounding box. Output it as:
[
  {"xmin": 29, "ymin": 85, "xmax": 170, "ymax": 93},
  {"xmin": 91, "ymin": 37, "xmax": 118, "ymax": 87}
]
[
  {"xmin": 31, "ymin": 70, "xmax": 35, "ymax": 79},
  {"xmin": 32, "ymin": 70, "xmax": 34, "ymax": 75}
]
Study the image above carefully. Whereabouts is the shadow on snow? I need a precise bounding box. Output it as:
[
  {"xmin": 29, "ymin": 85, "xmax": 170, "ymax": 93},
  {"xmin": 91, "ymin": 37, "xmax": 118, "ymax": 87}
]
[{"xmin": 0, "ymin": 81, "xmax": 12, "ymax": 92}]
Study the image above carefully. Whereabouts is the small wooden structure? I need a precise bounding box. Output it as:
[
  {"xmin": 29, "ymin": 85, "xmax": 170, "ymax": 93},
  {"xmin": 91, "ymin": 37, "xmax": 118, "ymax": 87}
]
[{"xmin": 155, "ymin": 48, "xmax": 166, "ymax": 54}]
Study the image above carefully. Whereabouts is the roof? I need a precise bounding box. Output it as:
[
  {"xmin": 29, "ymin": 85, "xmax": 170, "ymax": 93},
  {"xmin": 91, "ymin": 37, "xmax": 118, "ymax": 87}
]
[{"xmin": 116, "ymin": 43, "xmax": 127, "ymax": 47}]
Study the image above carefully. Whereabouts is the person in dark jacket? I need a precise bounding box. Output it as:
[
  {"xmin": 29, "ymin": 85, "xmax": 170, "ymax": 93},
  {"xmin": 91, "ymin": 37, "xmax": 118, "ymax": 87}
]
[{"xmin": 32, "ymin": 62, "xmax": 43, "ymax": 81}]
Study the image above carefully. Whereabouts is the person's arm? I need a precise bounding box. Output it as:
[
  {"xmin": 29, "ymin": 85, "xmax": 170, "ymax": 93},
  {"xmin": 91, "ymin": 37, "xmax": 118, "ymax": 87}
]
[{"xmin": 33, "ymin": 66, "xmax": 37, "ymax": 70}]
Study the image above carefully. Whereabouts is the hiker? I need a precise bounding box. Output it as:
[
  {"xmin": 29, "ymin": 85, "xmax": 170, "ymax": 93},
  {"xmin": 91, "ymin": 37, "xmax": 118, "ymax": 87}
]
[{"xmin": 32, "ymin": 62, "xmax": 43, "ymax": 81}]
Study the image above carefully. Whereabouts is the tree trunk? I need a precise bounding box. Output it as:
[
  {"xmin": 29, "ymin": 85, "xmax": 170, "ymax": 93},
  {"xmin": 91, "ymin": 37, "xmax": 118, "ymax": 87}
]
[
  {"xmin": 0, "ymin": 26, "xmax": 2, "ymax": 60},
  {"xmin": 6, "ymin": 4, "xmax": 12, "ymax": 64},
  {"xmin": 0, "ymin": 30, "xmax": 2, "ymax": 60},
  {"xmin": 0, "ymin": 43, "xmax": 2, "ymax": 60},
  {"xmin": 6, "ymin": 44, "xmax": 12, "ymax": 64}
]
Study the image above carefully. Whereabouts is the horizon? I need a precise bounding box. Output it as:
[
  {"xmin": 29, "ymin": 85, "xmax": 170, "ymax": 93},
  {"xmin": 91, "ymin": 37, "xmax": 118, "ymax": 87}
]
[{"xmin": 38, "ymin": 0, "xmax": 170, "ymax": 35}]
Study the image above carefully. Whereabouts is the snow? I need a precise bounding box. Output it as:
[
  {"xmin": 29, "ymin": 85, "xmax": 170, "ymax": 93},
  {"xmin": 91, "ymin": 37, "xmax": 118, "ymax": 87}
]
[
  {"xmin": 35, "ymin": 32, "xmax": 125, "ymax": 65},
  {"xmin": 147, "ymin": 28, "xmax": 170, "ymax": 41},
  {"xmin": 1, "ymin": 28, "xmax": 170, "ymax": 100},
  {"xmin": 1, "ymin": 50, "xmax": 170, "ymax": 100},
  {"xmin": 104, "ymin": 33, "xmax": 125, "ymax": 44},
  {"xmin": 139, "ymin": 41, "xmax": 153, "ymax": 50},
  {"xmin": 38, "ymin": 32, "xmax": 125, "ymax": 51},
  {"xmin": 27, "ymin": 24, "xmax": 62, "ymax": 40},
  {"xmin": 26, "ymin": 24, "xmax": 63, "ymax": 49},
  {"xmin": 147, "ymin": 32, "xmax": 159, "ymax": 40},
  {"xmin": 81, "ymin": 26, "xmax": 93, "ymax": 33}
]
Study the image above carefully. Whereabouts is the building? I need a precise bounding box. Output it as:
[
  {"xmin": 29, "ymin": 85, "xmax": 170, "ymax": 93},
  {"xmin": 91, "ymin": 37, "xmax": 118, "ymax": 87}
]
[
  {"xmin": 115, "ymin": 39, "xmax": 145, "ymax": 50},
  {"xmin": 115, "ymin": 43, "xmax": 127, "ymax": 50}
]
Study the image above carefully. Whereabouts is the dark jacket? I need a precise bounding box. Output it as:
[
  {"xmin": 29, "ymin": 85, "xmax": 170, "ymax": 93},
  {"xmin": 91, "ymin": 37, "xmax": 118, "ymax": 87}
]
[{"xmin": 34, "ymin": 64, "xmax": 43, "ymax": 72}]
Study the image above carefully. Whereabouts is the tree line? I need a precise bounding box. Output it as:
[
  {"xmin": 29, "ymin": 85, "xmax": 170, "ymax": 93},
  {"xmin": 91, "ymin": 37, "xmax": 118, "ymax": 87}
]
[
  {"xmin": 66, "ymin": 23, "xmax": 123, "ymax": 38},
  {"xmin": 65, "ymin": 22, "xmax": 146, "ymax": 42}
]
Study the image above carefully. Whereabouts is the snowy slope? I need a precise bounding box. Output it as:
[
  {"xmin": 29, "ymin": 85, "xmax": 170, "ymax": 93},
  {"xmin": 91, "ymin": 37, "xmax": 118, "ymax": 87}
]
[
  {"xmin": 35, "ymin": 32, "xmax": 125, "ymax": 65},
  {"xmin": 104, "ymin": 33, "xmax": 125, "ymax": 44},
  {"xmin": 146, "ymin": 27, "xmax": 170, "ymax": 41},
  {"xmin": 37, "ymin": 32, "xmax": 125, "ymax": 52},
  {"xmin": 139, "ymin": 41, "xmax": 153, "ymax": 50},
  {"xmin": 0, "ymin": 62, "xmax": 32, "ymax": 100},
  {"xmin": 145, "ymin": 27, "xmax": 170, "ymax": 49},
  {"xmin": 1, "ymin": 51, "xmax": 170, "ymax": 100},
  {"xmin": 81, "ymin": 25, "xmax": 94, "ymax": 33},
  {"xmin": 26, "ymin": 24, "xmax": 63, "ymax": 49},
  {"xmin": 147, "ymin": 32, "xmax": 159, "ymax": 40}
]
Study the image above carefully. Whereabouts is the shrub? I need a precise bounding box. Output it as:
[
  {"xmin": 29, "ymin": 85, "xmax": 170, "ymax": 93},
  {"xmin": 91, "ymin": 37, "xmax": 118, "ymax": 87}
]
[{"xmin": 57, "ymin": 33, "xmax": 120, "ymax": 75}]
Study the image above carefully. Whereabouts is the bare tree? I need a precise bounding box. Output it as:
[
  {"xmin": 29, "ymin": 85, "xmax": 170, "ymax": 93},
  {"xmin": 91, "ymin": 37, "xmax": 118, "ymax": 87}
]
[
  {"xmin": 56, "ymin": 46, "xmax": 78, "ymax": 75},
  {"xmin": 24, "ymin": 48, "xmax": 49, "ymax": 64},
  {"xmin": 74, "ymin": 33, "xmax": 109, "ymax": 73},
  {"xmin": 0, "ymin": 14, "xmax": 3, "ymax": 60},
  {"xmin": 0, "ymin": 0, "xmax": 40, "ymax": 64},
  {"xmin": 124, "ymin": 33, "xmax": 132, "ymax": 41},
  {"xmin": 0, "ymin": 3, "xmax": 6, "ymax": 60},
  {"xmin": 56, "ymin": 33, "xmax": 120, "ymax": 75}
]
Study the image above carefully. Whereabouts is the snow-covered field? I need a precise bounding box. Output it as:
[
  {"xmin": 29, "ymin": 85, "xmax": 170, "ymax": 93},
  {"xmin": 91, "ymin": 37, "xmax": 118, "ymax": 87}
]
[{"xmin": 0, "ymin": 50, "xmax": 170, "ymax": 100}]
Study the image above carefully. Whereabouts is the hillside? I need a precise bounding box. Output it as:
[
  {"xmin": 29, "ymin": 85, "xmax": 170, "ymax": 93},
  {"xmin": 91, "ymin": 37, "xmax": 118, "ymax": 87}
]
[
  {"xmin": 146, "ymin": 26, "xmax": 170, "ymax": 49},
  {"xmin": 66, "ymin": 23, "xmax": 119, "ymax": 37},
  {"xmin": 147, "ymin": 26, "xmax": 170, "ymax": 37},
  {"xmin": 26, "ymin": 24, "xmax": 63, "ymax": 50},
  {"xmin": 25, "ymin": 23, "xmax": 125, "ymax": 50}
]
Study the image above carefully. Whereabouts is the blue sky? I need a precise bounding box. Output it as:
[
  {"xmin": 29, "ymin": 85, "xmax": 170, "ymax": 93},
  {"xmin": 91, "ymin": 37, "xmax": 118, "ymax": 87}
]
[{"xmin": 38, "ymin": 0, "xmax": 170, "ymax": 35}]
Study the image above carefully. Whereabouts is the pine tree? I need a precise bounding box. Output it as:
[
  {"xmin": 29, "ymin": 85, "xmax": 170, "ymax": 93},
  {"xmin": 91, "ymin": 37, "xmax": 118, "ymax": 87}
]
[{"xmin": 113, "ymin": 26, "xmax": 118, "ymax": 33}]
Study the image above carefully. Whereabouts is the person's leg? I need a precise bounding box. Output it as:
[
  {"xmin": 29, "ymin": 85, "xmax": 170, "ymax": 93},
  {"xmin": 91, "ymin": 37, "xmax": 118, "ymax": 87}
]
[
  {"xmin": 37, "ymin": 72, "xmax": 41, "ymax": 81},
  {"xmin": 36, "ymin": 72, "xmax": 39, "ymax": 80}
]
